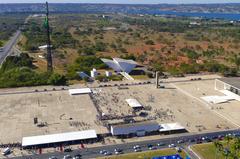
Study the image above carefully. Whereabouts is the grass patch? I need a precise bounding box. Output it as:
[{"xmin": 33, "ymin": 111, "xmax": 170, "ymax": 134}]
[
  {"xmin": 98, "ymin": 148, "xmax": 187, "ymax": 159},
  {"xmin": 131, "ymin": 75, "xmax": 149, "ymax": 80},
  {"xmin": 192, "ymin": 143, "xmax": 225, "ymax": 159}
]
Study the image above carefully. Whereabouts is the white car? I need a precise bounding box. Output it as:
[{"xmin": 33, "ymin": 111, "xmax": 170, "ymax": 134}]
[
  {"xmin": 133, "ymin": 145, "xmax": 141, "ymax": 149},
  {"xmin": 63, "ymin": 155, "xmax": 72, "ymax": 159},
  {"xmin": 134, "ymin": 148, "xmax": 141, "ymax": 152},
  {"xmin": 100, "ymin": 150, "xmax": 107, "ymax": 154},
  {"xmin": 168, "ymin": 144, "xmax": 176, "ymax": 148},
  {"xmin": 104, "ymin": 151, "xmax": 112, "ymax": 156}
]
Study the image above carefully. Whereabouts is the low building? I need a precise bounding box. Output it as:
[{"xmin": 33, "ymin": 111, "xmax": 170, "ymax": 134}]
[
  {"xmin": 110, "ymin": 121, "xmax": 159, "ymax": 137},
  {"xmin": 215, "ymin": 78, "xmax": 240, "ymax": 95},
  {"xmin": 215, "ymin": 78, "xmax": 240, "ymax": 101},
  {"xmin": 22, "ymin": 130, "xmax": 97, "ymax": 148}
]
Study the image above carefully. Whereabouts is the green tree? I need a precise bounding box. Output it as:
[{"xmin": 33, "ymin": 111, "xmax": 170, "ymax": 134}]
[
  {"xmin": 0, "ymin": 40, "xmax": 3, "ymax": 47},
  {"xmin": 48, "ymin": 73, "xmax": 67, "ymax": 86}
]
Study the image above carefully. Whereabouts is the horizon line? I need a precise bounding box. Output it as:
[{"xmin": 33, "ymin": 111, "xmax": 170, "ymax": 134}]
[{"xmin": 1, "ymin": 2, "xmax": 240, "ymax": 5}]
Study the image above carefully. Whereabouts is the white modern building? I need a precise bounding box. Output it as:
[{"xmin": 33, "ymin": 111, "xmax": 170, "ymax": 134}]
[
  {"xmin": 101, "ymin": 58, "xmax": 138, "ymax": 73},
  {"xmin": 215, "ymin": 78, "xmax": 240, "ymax": 96}
]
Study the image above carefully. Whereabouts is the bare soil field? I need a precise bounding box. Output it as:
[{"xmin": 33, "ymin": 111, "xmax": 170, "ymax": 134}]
[{"xmin": 0, "ymin": 91, "xmax": 107, "ymax": 143}]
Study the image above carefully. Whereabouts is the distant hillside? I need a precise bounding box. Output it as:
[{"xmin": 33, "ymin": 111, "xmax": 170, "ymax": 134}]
[{"xmin": 0, "ymin": 3, "xmax": 240, "ymax": 14}]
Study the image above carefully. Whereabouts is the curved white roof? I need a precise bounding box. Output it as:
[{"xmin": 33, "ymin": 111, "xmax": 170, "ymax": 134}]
[{"xmin": 101, "ymin": 58, "xmax": 137, "ymax": 73}]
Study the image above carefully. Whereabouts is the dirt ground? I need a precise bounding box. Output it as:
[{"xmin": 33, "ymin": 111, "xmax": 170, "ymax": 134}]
[
  {"xmin": 0, "ymin": 90, "xmax": 107, "ymax": 143},
  {"xmin": 92, "ymin": 81, "xmax": 235, "ymax": 133}
]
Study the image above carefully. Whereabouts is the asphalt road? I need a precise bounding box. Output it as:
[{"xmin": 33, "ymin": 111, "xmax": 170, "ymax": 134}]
[
  {"xmin": 11, "ymin": 129, "xmax": 240, "ymax": 159},
  {"xmin": 0, "ymin": 30, "xmax": 21, "ymax": 65}
]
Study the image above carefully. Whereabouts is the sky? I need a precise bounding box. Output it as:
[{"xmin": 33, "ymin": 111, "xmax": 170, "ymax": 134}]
[{"xmin": 1, "ymin": 0, "xmax": 240, "ymax": 4}]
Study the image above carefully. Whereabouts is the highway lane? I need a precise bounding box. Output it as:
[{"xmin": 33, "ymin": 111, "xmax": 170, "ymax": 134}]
[
  {"xmin": 11, "ymin": 129, "xmax": 240, "ymax": 159},
  {"xmin": 0, "ymin": 30, "xmax": 21, "ymax": 65}
]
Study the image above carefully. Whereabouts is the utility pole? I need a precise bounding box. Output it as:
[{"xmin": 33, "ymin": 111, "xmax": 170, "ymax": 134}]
[{"xmin": 45, "ymin": 1, "xmax": 53, "ymax": 72}]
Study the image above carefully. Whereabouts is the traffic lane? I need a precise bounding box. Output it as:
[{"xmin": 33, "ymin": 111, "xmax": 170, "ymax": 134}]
[
  {"xmin": 12, "ymin": 129, "xmax": 240, "ymax": 159},
  {"xmin": 0, "ymin": 30, "xmax": 21, "ymax": 64}
]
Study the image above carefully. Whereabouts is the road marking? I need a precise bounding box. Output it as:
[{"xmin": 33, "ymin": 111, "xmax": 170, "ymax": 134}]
[{"xmin": 171, "ymin": 83, "xmax": 240, "ymax": 128}]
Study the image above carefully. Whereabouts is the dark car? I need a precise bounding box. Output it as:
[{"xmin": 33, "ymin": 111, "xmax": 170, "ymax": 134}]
[
  {"xmin": 64, "ymin": 148, "xmax": 72, "ymax": 152},
  {"xmin": 73, "ymin": 154, "xmax": 81, "ymax": 159}
]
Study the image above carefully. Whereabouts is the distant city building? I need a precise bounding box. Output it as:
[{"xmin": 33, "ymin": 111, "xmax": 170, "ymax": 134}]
[{"xmin": 101, "ymin": 58, "xmax": 138, "ymax": 73}]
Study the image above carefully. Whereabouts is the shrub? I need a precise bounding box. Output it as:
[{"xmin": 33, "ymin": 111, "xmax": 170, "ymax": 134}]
[{"xmin": 145, "ymin": 40, "xmax": 155, "ymax": 45}]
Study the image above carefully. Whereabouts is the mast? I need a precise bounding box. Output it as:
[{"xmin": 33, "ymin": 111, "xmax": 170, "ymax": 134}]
[{"xmin": 45, "ymin": 1, "xmax": 53, "ymax": 72}]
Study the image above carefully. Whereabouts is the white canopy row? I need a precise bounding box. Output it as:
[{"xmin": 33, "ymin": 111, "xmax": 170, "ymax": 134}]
[
  {"xmin": 22, "ymin": 130, "xmax": 97, "ymax": 147},
  {"xmin": 69, "ymin": 88, "xmax": 92, "ymax": 95}
]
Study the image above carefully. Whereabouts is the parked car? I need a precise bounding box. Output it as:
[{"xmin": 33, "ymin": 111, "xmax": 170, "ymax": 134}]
[
  {"xmin": 99, "ymin": 150, "xmax": 107, "ymax": 154},
  {"xmin": 104, "ymin": 151, "xmax": 112, "ymax": 156},
  {"xmin": 114, "ymin": 148, "xmax": 123, "ymax": 155},
  {"xmin": 157, "ymin": 142, "xmax": 165, "ymax": 146},
  {"xmin": 177, "ymin": 140, "xmax": 184, "ymax": 144},
  {"xmin": 133, "ymin": 145, "xmax": 141, "ymax": 149},
  {"xmin": 49, "ymin": 156, "xmax": 57, "ymax": 159},
  {"xmin": 63, "ymin": 155, "xmax": 72, "ymax": 159},
  {"xmin": 64, "ymin": 148, "xmax": 72, "ymax": 152},
  {"xmin": 134, "ymin": 148, "xmax": 141, "ymax": 152},
  {"xmin": 168, "ymin": 144, "xmax": 176, "ymax": 148},
  {"xmin": 2, "ymin": 147, "xmax": 10, "ymax": 155},
  {"xmin": 73, "ymin": 154, "xmax": 81, "ymax": 159},
  {"xmin": 148, "ymin": 144, "xmax": 157, "ymax": 150}
]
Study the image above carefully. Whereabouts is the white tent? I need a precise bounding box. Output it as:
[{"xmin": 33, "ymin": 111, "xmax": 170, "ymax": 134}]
[
  {"xmin": 69, "ymin": 88, "xmax": 92, "ymax": 95},
  {"xmin": 125, "ymin": 98, "xmax": 143, "ymax": 108},
  {"xmin": 22, "ymin": 130, "xmax": 97, "ymax": 147},
  {"xmin": 201, "ymin": 95, "xmax": 235, "ymax": 104},
  {"xmin": 159, "ymin": 123, "xmax": 185, "ymax": 132}
]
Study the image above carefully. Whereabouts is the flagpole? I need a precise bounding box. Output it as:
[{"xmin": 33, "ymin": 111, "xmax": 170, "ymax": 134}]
[{"xmin": 46, "ymin": 1, "xmax": 53, "ymax": 72}]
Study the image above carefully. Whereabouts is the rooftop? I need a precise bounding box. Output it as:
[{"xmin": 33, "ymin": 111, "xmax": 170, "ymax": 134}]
[
  {"xmin": 22, "ymin": 130, "xmax": 97, "ymax": 147},
  {"xmin": 218, "ymin": 77, "xmax": 240, "ymax": 89},
  {"xmin": 111, "ymin": 121, "xmax": 159, "ymax": 129}
]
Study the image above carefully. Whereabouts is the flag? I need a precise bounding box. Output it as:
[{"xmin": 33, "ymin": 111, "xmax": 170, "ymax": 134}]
[{"xmin": 43, "ymin": 16, "xmax": 48, "ymax": 28}]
